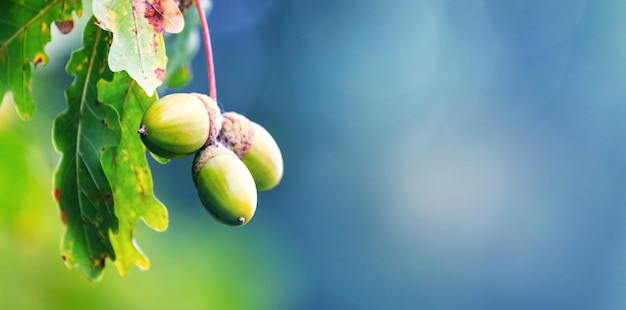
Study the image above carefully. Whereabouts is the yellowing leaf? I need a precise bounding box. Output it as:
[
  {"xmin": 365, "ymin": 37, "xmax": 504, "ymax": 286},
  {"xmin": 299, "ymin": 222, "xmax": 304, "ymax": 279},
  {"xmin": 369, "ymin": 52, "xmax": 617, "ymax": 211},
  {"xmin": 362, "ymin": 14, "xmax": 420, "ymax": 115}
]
[
  {"xmin": 0, "ymin": 0, "xmax": 82, "ymax": 120},
  {"xmin": 98, "ymin": 72, "xmax": 168, "ymax": 277},
  {"xmin": 93, "ymin": 0, "xmax": 185, "ymax": 96}
]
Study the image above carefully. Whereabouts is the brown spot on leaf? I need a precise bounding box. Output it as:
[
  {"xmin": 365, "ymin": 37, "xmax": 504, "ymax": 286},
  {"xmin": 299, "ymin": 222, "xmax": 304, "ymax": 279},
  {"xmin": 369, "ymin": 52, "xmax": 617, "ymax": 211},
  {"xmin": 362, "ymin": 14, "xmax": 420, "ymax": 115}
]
[
  {"xmin": 144, "ymin": 0, "xmax": 164, "ymax": 33},
  {"xmin": 60, "ymin": 210, "xmax": 67, "ymax": 226},
  {"xmin": 154, "ymin": 68, "xmax": 164, "ymax": 81},
  {"xmin": 142, "ymin": 0, "xmax": 184, "ymax": 34},
  {"xmin": 152, "ymin": 33, "xmax": 159, "ymax": 51},
  {"xmin": 102, "ymin": 193, "xmax": 113, "ymax": 205},
  {"xmin": 33, "ymin": 53, "xmax": 44, "ymax": 68},
  {"xmin": 52, "ymin": 188, "xmax": 61, "ymax": 202},
  {"xmin": 54, "ymin": 20, "xmax": 74, "ymax": 34},
  {"xmin": 61, "ymin": 254, "xmax": 67, "ymax": 261},
  {"xmin": 93, "ymin": 256, "xmax": 106, "ymax": 267}
]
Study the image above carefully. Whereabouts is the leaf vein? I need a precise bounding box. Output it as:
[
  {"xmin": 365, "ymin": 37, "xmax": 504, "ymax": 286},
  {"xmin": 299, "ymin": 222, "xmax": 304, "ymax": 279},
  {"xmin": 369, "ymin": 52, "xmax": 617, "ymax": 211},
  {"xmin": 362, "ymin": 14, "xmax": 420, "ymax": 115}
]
[{"xmin": 1, "ymin": 0, "xmax": 64, "ymax": 51}]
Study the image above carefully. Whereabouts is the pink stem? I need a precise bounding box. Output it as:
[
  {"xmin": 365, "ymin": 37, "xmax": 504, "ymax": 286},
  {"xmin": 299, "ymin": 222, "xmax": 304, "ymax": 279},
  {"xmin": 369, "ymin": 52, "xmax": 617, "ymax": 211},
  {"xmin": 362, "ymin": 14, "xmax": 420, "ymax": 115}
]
[{"xmin": 195, "ymin": 0, "xmax": 217, "ymax": 102}]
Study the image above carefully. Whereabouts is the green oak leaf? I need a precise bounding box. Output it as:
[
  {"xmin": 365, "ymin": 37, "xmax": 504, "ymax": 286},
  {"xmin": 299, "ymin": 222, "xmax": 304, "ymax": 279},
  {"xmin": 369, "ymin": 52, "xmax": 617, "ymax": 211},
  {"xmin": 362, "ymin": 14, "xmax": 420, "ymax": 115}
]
[
  {"xmin": 52, "ymin": 19, "xmax": 118, "ymax": 281},
  {"xmin": 0, "ymin": 0, "xmax": 82, "ymax": 120},
  {"xmin": 92, "ymin": 0, "xmax": 185, "ymax": 96},
  {"xmin": 163, "ymin": 0, "xmax": 211, "ymax": 88},
  {"xmin": 98, "ymin": 72, "xmax": 168, "ymax": 277}
]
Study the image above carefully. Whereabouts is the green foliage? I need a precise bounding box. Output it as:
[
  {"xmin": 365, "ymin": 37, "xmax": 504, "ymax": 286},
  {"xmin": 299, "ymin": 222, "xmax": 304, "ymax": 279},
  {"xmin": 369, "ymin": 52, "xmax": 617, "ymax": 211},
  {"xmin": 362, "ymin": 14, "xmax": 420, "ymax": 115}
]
[
  {"xmin": 0, "ymin": 0, "xmax": 82, "ymax": 120},
  {"xmin": 53, "ymin": 20, "xmax": 118, "ymax": 281},
  {"xmin": 0, "ymin": 0, "xmax": 209, "ymax": 280}
]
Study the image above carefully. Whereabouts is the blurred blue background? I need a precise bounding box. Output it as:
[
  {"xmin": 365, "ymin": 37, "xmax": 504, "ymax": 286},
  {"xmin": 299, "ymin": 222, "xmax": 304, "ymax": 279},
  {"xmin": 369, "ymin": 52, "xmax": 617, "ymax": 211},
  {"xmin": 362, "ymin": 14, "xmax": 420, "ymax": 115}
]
[{"xmin": 3, "ymin": 0, "xmax": 626, "ymax": 309}]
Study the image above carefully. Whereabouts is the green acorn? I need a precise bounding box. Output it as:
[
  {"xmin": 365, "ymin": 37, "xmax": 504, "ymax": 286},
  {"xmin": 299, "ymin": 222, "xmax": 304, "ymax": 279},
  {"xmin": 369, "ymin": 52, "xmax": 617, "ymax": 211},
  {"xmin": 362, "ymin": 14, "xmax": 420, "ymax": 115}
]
[
  {"xmin": 138, "ymin": 93, "xmax": 221, "ymax": 159},
  {"xmin": 192, "ymin": 144, "xmax": 257, "ymax": 226},
  {"xmin": 218, "ymin": 112, "xmax": 284, "ymax": 191}
]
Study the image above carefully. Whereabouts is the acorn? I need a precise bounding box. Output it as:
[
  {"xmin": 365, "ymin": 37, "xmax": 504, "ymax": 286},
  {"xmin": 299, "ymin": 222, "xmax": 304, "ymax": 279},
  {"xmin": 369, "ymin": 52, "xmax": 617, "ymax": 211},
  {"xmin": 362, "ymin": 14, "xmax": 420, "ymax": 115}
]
[
  {"xmin": 218, "ymin": 112, "xmax": 284, "ymax": 191},
  {"xmin": 192, "ymin": 144, "xmax": 257, "ymax": 226},
  {"xmin": 138, "ymin": 93, "xmax": 221, "ymax": 159}
]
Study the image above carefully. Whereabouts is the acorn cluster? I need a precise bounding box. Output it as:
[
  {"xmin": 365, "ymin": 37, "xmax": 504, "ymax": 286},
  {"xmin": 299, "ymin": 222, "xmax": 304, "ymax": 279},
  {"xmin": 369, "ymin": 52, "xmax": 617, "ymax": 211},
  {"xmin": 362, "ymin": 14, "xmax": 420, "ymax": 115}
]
[{"xmin": 138, "ymin": 93, "xmax": 283, "ymax": 226}]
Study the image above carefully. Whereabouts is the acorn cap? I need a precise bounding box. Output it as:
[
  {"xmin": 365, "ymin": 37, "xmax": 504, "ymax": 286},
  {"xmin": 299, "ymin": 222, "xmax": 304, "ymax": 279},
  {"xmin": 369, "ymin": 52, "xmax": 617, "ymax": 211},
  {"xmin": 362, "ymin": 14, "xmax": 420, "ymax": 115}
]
[
  {"xmin": 190, "ymin": 92, "xmax": 222, "ymax": 146},
  {"xmin": 218, "ymin": 112, "xmax": 254, "ymax": 158},
  {"xmin": 192, "ymin": 144, "xmax": 257, "ymax": 226},
  {"xmin": 218, "ymin": 112, "xmax": 283, "ymax": 191}
]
